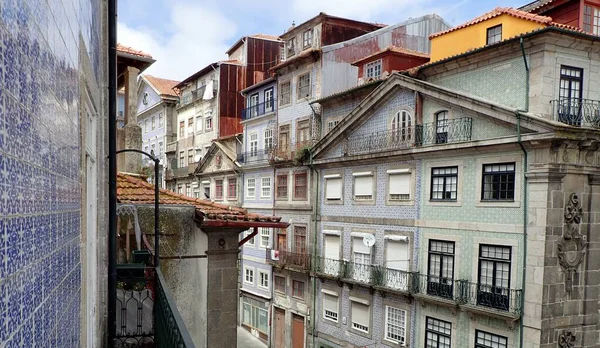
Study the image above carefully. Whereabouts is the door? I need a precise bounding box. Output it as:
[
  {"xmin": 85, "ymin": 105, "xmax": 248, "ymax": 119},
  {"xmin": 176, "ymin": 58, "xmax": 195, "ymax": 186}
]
[
  {"xmin": 273, "ymin": 308, "xmax": 285, "ymax": 348},
  {"xmin": 292, "ymin": 314, "xmax": 305, "ymax": 348},
  {"xmin": 278, "ymin": 233, "xmax": 287, "ymax": 251},
  {"xmin": 385, "ymin": 240, "xmax": 409, "ymax": 290},
  {"xmin": 324, "ymin": 235, "xmax": 340, "ymax": 276}
]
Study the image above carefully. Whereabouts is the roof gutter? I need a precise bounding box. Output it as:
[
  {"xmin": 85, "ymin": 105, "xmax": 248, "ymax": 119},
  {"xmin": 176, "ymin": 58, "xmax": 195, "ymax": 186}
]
[{"xmin": 116, "ymin": 52, "xmax": 156, "ymax": 64}]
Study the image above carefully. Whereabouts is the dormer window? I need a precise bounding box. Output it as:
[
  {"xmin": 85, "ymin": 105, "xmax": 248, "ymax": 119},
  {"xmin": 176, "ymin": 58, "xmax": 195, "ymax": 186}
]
[
  {"xmin": 303, "ymin": 29, "xmax": 313, "ymax": 49},
  {"xmin": 486, "ymin": 25, "xmax": 502, "ymax": 45},
  {"xmin": 287, "ymin": 38, "xmax": 296, "ymax": 57},
  {"xmin": 365, "ymin": 59, "xmax": 382, "ymax": 80},
  {"xmin": 584, "ymin": 5, "xmax": 600, "ymax": 35}
]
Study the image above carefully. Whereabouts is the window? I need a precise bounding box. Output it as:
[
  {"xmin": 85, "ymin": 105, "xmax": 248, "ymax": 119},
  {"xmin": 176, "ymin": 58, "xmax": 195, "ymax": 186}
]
[
  {"xmin": 187, "ymin": 149, "xmax": 194, "ymax": 164},
  {"xmin": 292, "ymin": 280, "xmax": 304, "ymax": 299},
  {"xmin": 144, "ymin": 119, "xmax": 148, "ymax": 133},
  {"xmin": 365, "ymin": 59, "xmax": 382, "ymax": 79},
  {"xmin": 279, "ymin": 81, "xmax": 291, "ymax": 106},
  {"xmin": 193, "ymin": 184, "xmax": 200, "ymax": 198},
  {"xmin": 158, "ymin": 112, "xmax": 164, "ymax": 127},
  {"xmin": 249, "ymin": 133, "xmax": 258, "ymax": 157},
  {"xmin": 294, "ymin": 172, "xmax": 307, "ymax": 199},
  {"xmin": 482, "ymin": 163, "xmax": 515, "ymax": 201},
  {"xmin": 430, "ymin": 166, "xmax": 458, "ymax": 201},
  {"xmin": 249, "ymin": 93, "xmax": 259, "ymax": 117},
  {"xmin": 158, "ymin": 142, "xmax": 163, "ymax": 156},
  {"xmin": 265, "ymin": 87, "xmax": 274, "ymax": 112},
  {"xmin": 177, "ymin": 185, "xmax": 183, "ymax": 195},
  {"xmin": 351, "ymin": 300, "xmax": 370, "ymax": 333},
  {"xmin": 186, "ymin": 185, "xmax": 191, "ymax": 197},
  {"xmin": 353, "ymin": 172, "xmax": 373, "ymax": 201},
  {"xmin": 352, "ymin": 237, "xmax": 371, "ymax": 282},
  {"xmin": 242, "ymin": 296, "xmax": 268, "ymax": 334},
  {"xmin": 203, "ymin": 182, "xmax": 210, "ymax": 199},
  {"xmin": 261, "ymin": 177, "xmax": 271, "ymax": 198},
  {"xmin": 327, "ymin": 119, "xmax": 339, "ymax": 133},
  {"xmin": 151, "ymin": 144, "xmax": 155, "ymax": 156},
  {"xmin": 195, "ymin": 149, "xmax": 202, "ymax": 162},
  {"xmin": 478, "ymin": 245, "xmax": 511, "ymax": 311},
  {"xmin": 475, "ymin": 330, "xmax": 508, "ymax": 348},
  {"xmin": 324, "ymin": 174, "xmax": 342, "ymax": 201},
  {"xmin": 144, "ymin": 145, "xmax": 149, "ymax": 154},
  {"xmin": 322, "ymin": 293, "xmax": 339, "ymax": 322},
  {"xmin": 435, "ymin": 111, "xmax": 449, "ymax": 144},
  {"xmin": 227, "ymin": 178, "xmax": 237, "ymax": 199},
  {"xmin": 286, "ymin": 38, "xmax": 296, "ymax": 57},
  {"xmin": 294, "ymin": 226, "xmax": 307, "ymax": 255},
  {"xmin": 179, "ymin": 121, "xmax": 185, "ymax": 138},
  {"xmin": 151, "ymin": 116, "xmax": 156, "ymax": 130},
  {"xmin": 425, "ymin": 317, "xmax": 451, "ymax": 348},
  {"xmin": 246, "ymin": 178, "xmax": 256, "ymax": 198},
  {"xmin": 215, "ymin": 179, "xmax": 223, "ymax": 199},
  {"xmin": 302, "ymin": 29, "xmax": 313, "ymax": 48},
  {"xmin": 264, "ymin": 129, "xmax": 274, "ymax": 150},
  {"xmin": 558, "ymin": 65, "xmax": 583, "ymax": 125},
  {"xmin": 195, "ymin": 115, "xmax": 202, "ymax": 132},
  {"xmin": 297, "ymin": 119, "xmax": 310, "ymax": 144},
  {"xmin": 385, "ymin": 239, "xmax": 409, "ymax": 290},
  {"xmin": 179, "ymin": 151, "xmax": 185, "ymax": 167},
  {"xmin": 276, "ymin": 174, "xmax": 288, "ymax": 199},
  {"xmin": 385, "ymin": 306, "xmax": 406, "ymax": 345},
  {"xmin": 205, "ymin": 116, "xmax": 213, "ymax": 130},
  {"xmin": 258, "ymin": 271, "xmax": 269, "ymax": 289},
  {"xmin": 274, "ymin": 275, "xmax": 286, "ymax": 293},
  {"xmin": 391, "ymin": 110, "xmax": 412, "ymax": 142},
  {"xmin": 323, "ymin": 235, "xmax": 340, "ymax": 275},
  {"xmin": 584, "ymin": 5, "xmax": 600, "ymax": 35},
  {"xmin": 259, "ymin": 228, "xmax": 270, "ymax": 248},
  {"xmin": 486, "ymin": 24, "xmax": 502, "ymax": 45},
  {"xmin": 388, "ymin": 169, "xmax": 410, "ymax": 201},
  {"xmin": 279, "ymin": 124, "xmax": 290, "ymax": 152},
  {"xmin": 427, "ymin": 240, "xmax": 455, "ymax": 299},
  {"xmin": 246, "ymin": 230, "xmax": 255, "ymax": 246},
  {"xmin": 298, "ymin": 73, "xmax": 311, "ymax": 99}
]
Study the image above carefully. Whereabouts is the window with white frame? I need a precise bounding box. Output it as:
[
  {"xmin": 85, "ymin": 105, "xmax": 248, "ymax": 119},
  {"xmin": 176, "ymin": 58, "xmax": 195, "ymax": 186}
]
[
  {"xmin": 352, "ymin": 237, "xmax": 372, "ymax": 282},
  {"xmin": 244, "ymin": 267, "xmax": 254, "ymax": 284},
  {"xmin": 298, "ymin": 73, "xmax": 311, "ymax": 99},
  {"xmin": 324, "ymin": 174, "xmax": 342, "ymax": 201},
  {"xmin": 195, "ymin": 115, "xmax": 202, "ymax": 132},
  {"xmin": 365, "ymin": 59, "xmax": 382, "ymax": 79},
  {"xmin": 351, "ymin": 300, "xmax": 370, "ymax": 333},
  {"xmin": 279, "ymin": 81, "xmax": 291, "ymax": 106},
  {"xmin": 215, "ymin": 179, "xmax": 224, "ymax": 200},
  {"xmin": 353, "ymin": 172, "xmax": 373, "ymax": 201},
  {"xmin": 322, "ymin": 292, "xmax": 339, "ymax": 322},
  {"xmin": 158, "ymin": 142, "xmax": 163, "ymax": 156},
  {"xmin": 327, "ymin": 119, "xmax": 340, "ymax": 133},
  {"xmin": 264, "ymin": 129, "xmax": 274, "ymax": 150},
  {"xmin": 259, "ymin": 228, "xmax": 270, "ymax": 248},
  {"xmin": 187, "ymin": 117, "xmax": 194, "ymax": 134},
  {"xmin": 385, "ymin": 306, "xmax": 407, "ymax": 345},
  {"xmin": 246, "ymin": 230, "xmax": 255, "ymax": 246},
  {"xmin": 151, "ymin": 116, "xmax": 156, "ymax": 130},
  {"xmin": 158, "ymin": 112, "xmax": 164, "ymax": 128},
  {"xmin": 261, "ymin": 177, "xmax": 271, "ymax": 198},
  {"xmin": 387, "ymin": 169, "xmax": 411, "ymax": 201},
  {"xmin": 177, "ymin": 185, "xmax": 183, "ymax": 195},
  {"xmin": 246, "ymin": 178, "xmax": 256, "ymax": 198},
  {"xmin": 265, "ymin": 88, "xmax": 274, "ymax": 112},
  {"xmin": 144, "ymin": 119, "xmax": 148, "ymax": 133},
  {"xmin": 258, "ymin": 271, "xmax": 269, "ymax": 289},
  {"xmin": 385, "ymin": 238, "xmax": 410, "ymax": 290},
  {"xmin": 186, "ymin": 185, "xmax": 191, "ymax": 197},
  {"xmin": 302, "ymin": 29, "xmax": 313, "ymax": 48},
  {"xmin": 205, "ymin": 114, "xmax": 213, "ymax": 130},
  {"xmin": 391, "ymin": 109, "xmax": 412, "ymax": 142},
  {"xmin": 249, "ymin": 133, "xmax": 258, "ymax": 157},
  {"xmin": 179, "ymin": 151, "xmax": 185, "ymax": 167}
]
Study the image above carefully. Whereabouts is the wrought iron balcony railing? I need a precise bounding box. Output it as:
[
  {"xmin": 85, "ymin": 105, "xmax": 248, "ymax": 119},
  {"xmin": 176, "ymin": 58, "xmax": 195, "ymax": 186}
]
[
  {"xmin": 313, "ymin": 257, "xmax": 351, "ymax": 278},
  {"xmin": 342, "ymin": 118, "xmax": 472, "ymax": 156},
  {"xmin": 236, "ymin": 148, "xmax": 273, "ymax": 165},
  {"xmin": 155, "ymin": 268, "xmax": 196, "ymax": 347},
  {"xmin": 267, "ymin": 249, "xmax": 311, "ymax": 271},
  {"xmin": 269, "ymin": 140, "xmax": 314, "ymax": 164},
  {"xmin": 412, "ymin": 273, "xmax": 457, "ymax": 300},
  {"xmin": 551, "ymin": 98, "xmax": 600, "ymax": 128},
  {"xmin": 242, "ymin": 99, "xmax": 276, "ymax": 120},
  {"xmin": 456, "ymin": 280, "xmax": 522, "ymax": 316}
]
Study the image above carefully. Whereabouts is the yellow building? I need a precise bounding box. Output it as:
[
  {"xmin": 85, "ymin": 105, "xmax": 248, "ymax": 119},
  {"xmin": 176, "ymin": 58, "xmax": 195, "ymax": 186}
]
[{"xmin": 429, "ymin": 7, "xmax": 577, "ymax": 62}]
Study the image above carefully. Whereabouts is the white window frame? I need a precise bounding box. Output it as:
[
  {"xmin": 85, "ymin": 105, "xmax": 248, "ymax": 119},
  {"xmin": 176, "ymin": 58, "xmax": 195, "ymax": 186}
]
[
  {"xmin": 365, "ymin": 59, "xmax": 382, "ymax": 79},
  {"xmin": 151, "ymin": 116, "xmax": 156, "ymax": 130},
  {"xmin": 158, "ymin": 112, "xmax": 164, "ymax": 128},
  {"xmin": 352, "ymin": 171, "xmax": 374, "ymax": 202},
  {"xmin": 264, "ymin": 128, "xmax": 274, "ymax": 150},
  {"xmin": 298, "ymin": 72, "xmax": 311, "ymax": 99},
  {"xmin": 246, "ymin": 178, "xmax": 256, "ymax": 198},
  {"xmin": 324, "ymin": 174, "xmax": 343, "ymax": 203},
  {"xmin": 246, "ymin": 230, "xmax": 255, "ymax": 246},
  {"xmin": 259, "ymin": 228, "xmax": 271, "ymax": 248},
  {"xmin": 384, "ymin": 305, "xmax": 407, "ymax": 345},
  {"xmin": 244, "ymin": 266, "xmax": 255, "ymax": 285},
  {"xmin": 350, "ymin": 297, "xmax": 371, "ymax": 334},
  {"xmin": 205, "ymin": 114, "xmax": 213, "ymax": 130},
  {"xmin": 387, "ymin": 168, "xmax": 413, "ymax": 204},
  {"xmin": 195, "ymin": 115, "xmax": 203, "ymax": 132},
  {"xmin": 261, "ymin": 177, "xmax": 271, "ymax": 198},
  {"xmin": 279, "ymin": 80, "xmax": 291, "ymax": 106},
  {"xmin": 321, "ymin": 290, "xmax": 339, "ymax": 323},
  {"xmin": 327, "ymin": 119, "xmax": 340, "ymax": 133},
  {"xmin": 258, "ymin": 270, "xmax": 269, "ymax": 290},
  {"xmin": 249, "ymin": 133, "xmax": 258, "ymax": 156}
]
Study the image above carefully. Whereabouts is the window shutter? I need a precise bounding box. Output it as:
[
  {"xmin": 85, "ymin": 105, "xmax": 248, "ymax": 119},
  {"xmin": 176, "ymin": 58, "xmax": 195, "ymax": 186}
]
[
  {"xmin": 324, "ymin": 235, "xmax": 340, "ymax": 260},
  {"xmin": 354, "ymin": 176, "xmax": 373, "ymax": 197},
  {"xmin": 386, "ymin": 240, "xmax": 409, "ymax": 271},
  {"xmin": 326, "ymin": 178, "xmax": 342, "ymax": 200},
  {"xmin": 351, "ymin": 301, "xmax": 370, "ymax": 328},
  {"xmin": 389, "ymin": 173, "xmax": 410, "ymax": 195},
  {"xmin": 353, "ymin": 237, "xmax": 370, "ymax": 255},
  {"xmin": 323, "ymin": 294, "xmax": 338, "ymax": 313}
]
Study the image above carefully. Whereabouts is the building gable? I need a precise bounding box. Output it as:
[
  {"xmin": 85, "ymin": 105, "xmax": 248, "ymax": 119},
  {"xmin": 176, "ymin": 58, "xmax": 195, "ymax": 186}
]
[{"xmin": 137, "ymin": 80, "xmax": 162, "ymax": 114}]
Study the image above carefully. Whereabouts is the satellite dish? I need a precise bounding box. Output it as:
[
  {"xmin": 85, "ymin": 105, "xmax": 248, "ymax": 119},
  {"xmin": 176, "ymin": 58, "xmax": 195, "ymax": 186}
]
[{"xmin": 362, "ymin": 234, "xmax": 376, "ymax": 248}]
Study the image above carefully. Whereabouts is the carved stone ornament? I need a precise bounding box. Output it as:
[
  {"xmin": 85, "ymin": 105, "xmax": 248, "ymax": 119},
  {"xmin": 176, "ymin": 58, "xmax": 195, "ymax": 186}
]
[
  {"xmin": 215, "ymin": 153, "xmax": 222, "ymax": 168},
  {"xmin": 558, "ymin": 331, "xmax": 576, "ymax": 348},
  {"xmin": 558, "ymin": 193, "xmax": 587, "ymax": 293}
]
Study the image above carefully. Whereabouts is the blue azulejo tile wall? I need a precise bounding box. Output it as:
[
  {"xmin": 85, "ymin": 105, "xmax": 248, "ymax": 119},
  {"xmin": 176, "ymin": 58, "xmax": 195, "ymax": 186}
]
[{"xmin": 0, "ymin": 0, "xmax": 102, "ymax": 346}]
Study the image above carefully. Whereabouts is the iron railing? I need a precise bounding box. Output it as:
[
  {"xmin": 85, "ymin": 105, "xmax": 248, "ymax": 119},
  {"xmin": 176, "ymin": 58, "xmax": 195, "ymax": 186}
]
[
  {"xmin": 269, "ymin": 140, "xmax": 314, "ymax": 164},
  {"xmin": 313, "ymin": 257, "xmax": 351, "ymax": 279},
  {"xmin": 314, "ymin": 258, "xmax": 411, "ymax": 292},
  {"xmin": 413, "ymin": 273, "xmax": 457, "ymax": 300},
  {"xmin": 155, "ymin": 268, "xmax": 196, "ymax": 348},
  {"xmin": 267, "ymin": 249, "xmax": 311, "ymax": 271},
  {"xmin": 456, "ymin": 280, "xmax": 522, "ymax": 316},
  {"xmin": 237, "ymin": 148, "xmax": 273, "ymax": 165},
  {"xmin": 551, "ymin": 98, "xmax": 600, "ymax": 128},
  {"xmin": 242, "ymin": 99, "xmax": 276, "ymax": 120},
  {"xmin": 342, "ymin": 118, "xmax": 472, "ymax": 155}
]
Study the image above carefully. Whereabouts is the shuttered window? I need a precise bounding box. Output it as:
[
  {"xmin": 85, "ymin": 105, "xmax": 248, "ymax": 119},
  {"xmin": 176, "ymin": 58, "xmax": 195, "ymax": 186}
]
[
  {"xmin": 351, "ymin": 301, "xmax": 370, "ymax": 333},
  {"xmin": 353, "ymin": 237, "xmax": 371, "ymax": 282},
  {"xmin": 388, "ymin": 170, "xmax": 411, "ymax": 201},
  {"xmin": 386, "ymin": 240, "xmax": 409, "ymax": 271},
  {"xmin": 324, "ymin": 235, "xmax": 340, "ymax": 260},
  {"xmin": 353, "ymin": 172, "xmax": 373, "ymax": 200},
  {"xmin": 322, "ymin": 293, "xmax": 339, "ymax": 322},
  {"xmin": 325, "ymin": 175, "xmax": 342, "ymax": 201}
]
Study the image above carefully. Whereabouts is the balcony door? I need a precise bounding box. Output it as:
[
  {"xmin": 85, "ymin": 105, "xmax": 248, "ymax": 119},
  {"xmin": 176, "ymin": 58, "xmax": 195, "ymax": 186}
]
[
  {"xmin": 385, "ymin": 239, "xmax": 409, "ymax": 291},
  {"xmin": 277, "ymin": 231, "xmax": 287, "ymax": 251},
  {"xmin": 278, "ymin": 125, "xmax": 290, "ymax": 158},
  {"xmin": 477, "ymin": 245, "xmax": 511, "ymax": 311},
  {"xmin": 352, "ymin": 237, "xmax": 372, "ymax": 283},
  {"xmin": 293, "ymin": 226, "xmax": 307, "ymax": 267},
  {"xmin": 558, "ymin": 65, "xmax": 583, "ymax": 126},
  {"xmin": 249, "ymin": 93, "xmax": 259, "ymax": 117},
  {"xmin": 427, "ymin": 240, "xmax": 454, "ymax": 299},
  {"xmin": 324, "ymin": 235, "xmax": 340, "ymax": 276}
]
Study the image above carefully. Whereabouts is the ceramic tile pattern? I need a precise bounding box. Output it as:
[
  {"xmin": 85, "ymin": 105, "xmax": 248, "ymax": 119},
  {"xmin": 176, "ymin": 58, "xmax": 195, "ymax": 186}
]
[{"xmin": 0, "ymin": 0, "xmax": 101, "ymax": 346}]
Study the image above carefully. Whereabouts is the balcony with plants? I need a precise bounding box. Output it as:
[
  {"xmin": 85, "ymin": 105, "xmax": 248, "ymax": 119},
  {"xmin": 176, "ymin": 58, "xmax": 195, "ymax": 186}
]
[
  {"xmin": 269, "ymin": 140, "xmax": 314, "ymax": 165},
  {"xmin": 267, "ymin": 248, "xmax": 311, "ymax": 273}
]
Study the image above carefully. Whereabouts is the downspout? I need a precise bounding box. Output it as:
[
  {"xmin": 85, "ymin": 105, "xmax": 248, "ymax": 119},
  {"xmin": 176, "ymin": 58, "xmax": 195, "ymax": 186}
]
[
  {"xmin": 517, "ymin": 37, "xmax": 529, "ymax": 348},
  {"xmin": 309, "ymin": 149, "xmax": 319, "ymax": 348}
]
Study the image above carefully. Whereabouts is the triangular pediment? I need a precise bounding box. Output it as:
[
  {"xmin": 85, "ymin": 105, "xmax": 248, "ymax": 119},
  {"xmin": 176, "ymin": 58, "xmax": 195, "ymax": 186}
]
[
  {"xmin": 136, "ymin": 79, "xmax": 161, "ymax": 114},
  {"xmin": 196, "ymin": 142, "xmax": 240, "ymax": 175}
]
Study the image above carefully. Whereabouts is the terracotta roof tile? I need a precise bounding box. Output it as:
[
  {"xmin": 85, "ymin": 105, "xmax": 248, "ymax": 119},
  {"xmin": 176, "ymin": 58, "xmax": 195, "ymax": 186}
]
[
  {"xmin": 429, "ymin": 7, "xmax": 553, "ymax": 39},
  {"xmin": 250, "ymin": 34, "xmax": 281, "ymax": 41},
  {"xmin": 519, "ymin": 0, "xmax": 557, "ymax": 12},
  {"xmin": 117, "ymin": 43, "xmax": 153, "ymax": 59},
  {"xmin": 352, "ymin": 45, "xmax": 429, "ymax": 65},
  {"xmin": 144, "ymin": 75, "xmax": 180, "ymax": 98},
  {"xmin": 117, "ymin": 173, "xmax": 282, "ymax": 223}
]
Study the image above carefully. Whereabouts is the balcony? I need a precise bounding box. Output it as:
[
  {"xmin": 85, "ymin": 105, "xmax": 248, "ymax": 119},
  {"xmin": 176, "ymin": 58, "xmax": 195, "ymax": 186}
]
[
  {"xmin": 237, "ymin": 148, "xmax": 272, "ymax": 166},
  {"xmin": 342, "ymin": 118, "xmax": 472, "ymax": 156},
  {"xmin": 242, "ymin": 99, "xmax": 276, "ymax": 121},
  {"xmin": 166, "ymin": 142, "xmax": 178, "ymax": 154},
  {"xmin": 551, "ymin": 98, "xmax": 600, "ymax": 128},
  {"xmin": 269, "ymin": 140, "xmax": 314, "ymax": 165},
  {"xmin": 267, "ymin": 249, "xmax": 311, "ymax": 272},
  {"xmin": 179, "ymin": 84, "xmax": 218, "ymax": 108}
]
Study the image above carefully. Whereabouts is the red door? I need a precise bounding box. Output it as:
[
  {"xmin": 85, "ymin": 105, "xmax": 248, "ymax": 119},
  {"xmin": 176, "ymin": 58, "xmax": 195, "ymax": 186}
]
[
  {"xmin": 274, "ymin": 308, "xmax": 285, "ymax": 348},
  {"xmin": 292, "ymin": 314, "xmax": 305, "ymax": 348}
]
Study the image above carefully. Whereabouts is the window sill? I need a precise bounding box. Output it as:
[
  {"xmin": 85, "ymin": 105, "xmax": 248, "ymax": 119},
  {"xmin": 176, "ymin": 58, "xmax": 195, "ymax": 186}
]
[
  {"xmin": 475, "ymin": 199, "xmax": 520, "ymax": 208},
  {"xmin": 349, "ymin": 327, "xmax": 372, "ymax": 340},
  {"xmin": 325, "ymin": 199, "xmax": 343, "ymax": 205},
  {"xmin": 323, "ymin": 317, "xmax": 339, "ymax": 324},
  {"xmin": 385, "ymin": 199, "xmax": 414, "ymax": 206},
  {"xmin": 353, "ymin": 198, "xmax": 375, "ymax": 206},
  {"xmin": 292, "ymin": 296, "xmax": 305, "ymax": 302},
  {"xmin": 427, "ymin": 199, "xmax": 462, "ymax": 207}
]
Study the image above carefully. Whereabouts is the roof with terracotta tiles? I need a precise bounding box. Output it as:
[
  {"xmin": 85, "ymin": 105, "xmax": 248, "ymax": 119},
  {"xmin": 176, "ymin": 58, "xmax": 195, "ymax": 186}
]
[
  {"xmin": 117, "ymin": 43, "xmax": 153, "ymax": 59},
  {"xmin": 352, "ymin": 46, "xmax": 430, "ymax": 65},
  {"xmin": 283, "ymin": 12, "xmax": 386, "ymax": 38},
  {"xmin": 519, "ymin": 0, "xmax": 559, "ymax": 12},
  {"xmin": 429, "ymin": 7, "xmax": 553, "ymax": 39},
  {"xmin": 117, "ymin": 173, "xmax": 283, "ymax": 223},
  {"xmin": 143, "ymin": 75, "xmax": 180, "ymax": 98}
]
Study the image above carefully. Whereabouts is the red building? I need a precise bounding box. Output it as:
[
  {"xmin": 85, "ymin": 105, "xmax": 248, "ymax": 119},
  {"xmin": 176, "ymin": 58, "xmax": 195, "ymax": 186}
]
[{"xmin": 521, "ymin": 0, "xmax": 600, "ymax": 35}]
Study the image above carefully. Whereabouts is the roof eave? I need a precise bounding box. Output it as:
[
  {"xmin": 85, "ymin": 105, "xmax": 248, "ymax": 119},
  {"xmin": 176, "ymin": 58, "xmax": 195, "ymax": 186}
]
[{"xmin": 201, "ymin": 219, "xmax": 290, "ymax": 229}]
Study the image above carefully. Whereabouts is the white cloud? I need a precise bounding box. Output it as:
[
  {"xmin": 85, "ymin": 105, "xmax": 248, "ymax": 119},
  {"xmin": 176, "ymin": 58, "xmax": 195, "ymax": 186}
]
[
  {"xmin": 289, "ymin": 0, "xmax": 432, "ymax": 23},
  {"xmin": 118, "ymin": 1, "xmax": 237, "ymax": 80}
]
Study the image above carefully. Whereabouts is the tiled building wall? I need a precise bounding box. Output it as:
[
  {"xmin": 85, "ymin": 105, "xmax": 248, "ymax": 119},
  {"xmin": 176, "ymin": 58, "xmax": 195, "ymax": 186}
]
[
  {"xmin": 0, "ymin": 0, "xmax": 104, "ymax": 346},
  {"xmin": 245, "ymin": 118, "xmax": 275, "ymax": 154},
  {"xmin": 243, "ymin": 169, "xmax": 275, "ymax": 208},
  {"xmin": 350, "ymin": 90, "xmax": 415, "ymax": 138}
]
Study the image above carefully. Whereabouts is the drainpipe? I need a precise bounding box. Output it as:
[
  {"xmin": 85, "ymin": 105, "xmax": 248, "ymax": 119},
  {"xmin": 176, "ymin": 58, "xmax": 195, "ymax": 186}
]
[
  {"xmin": 517, "ymin": 37, "xmax": 529, "ymax": 348},
  {"xmin": 308, "ymin": 149, "xmax": 319, "ymax": 348}
]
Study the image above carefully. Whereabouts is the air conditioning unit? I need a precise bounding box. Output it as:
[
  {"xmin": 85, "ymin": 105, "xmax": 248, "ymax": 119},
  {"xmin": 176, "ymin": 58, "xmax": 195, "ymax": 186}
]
[{"xmin": 271, "ymin": 249, "xmax": 280, "ymax": 260}]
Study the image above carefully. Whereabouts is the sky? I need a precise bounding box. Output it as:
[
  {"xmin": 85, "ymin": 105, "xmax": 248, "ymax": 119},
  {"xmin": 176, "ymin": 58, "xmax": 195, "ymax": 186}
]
[{"xmin": 117, "ymin": 0, "xmax": 527, "ymax": 81}]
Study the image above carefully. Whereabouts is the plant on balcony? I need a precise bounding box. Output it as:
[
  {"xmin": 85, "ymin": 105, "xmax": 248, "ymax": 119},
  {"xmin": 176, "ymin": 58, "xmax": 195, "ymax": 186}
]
[{"xmin": 294, "ymin": 145, "xmax": 311, "ymax": 165}]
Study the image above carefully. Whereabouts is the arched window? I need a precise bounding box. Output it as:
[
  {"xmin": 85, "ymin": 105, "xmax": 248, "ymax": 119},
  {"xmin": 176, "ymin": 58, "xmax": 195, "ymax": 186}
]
[
  {"xmin": 391, "ymin": 110, "xmax": 412, "ymax": 142},
  {"xmin": 435, "ymin": 111, "xmax": 449, "ymax": 144}
]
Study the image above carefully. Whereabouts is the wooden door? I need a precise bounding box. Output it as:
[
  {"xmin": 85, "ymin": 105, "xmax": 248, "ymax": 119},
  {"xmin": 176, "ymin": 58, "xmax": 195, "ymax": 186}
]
[
  {"xmin": 278, "ymin": 233, "xmax": 287, "ymax": 251},
  {"xmin": 273, "ymin": 308, "xmax": 285, "ymax": 348},
  {"xmin": 292, "ymin": 314, "xmax": 305, "ymax": 348}
]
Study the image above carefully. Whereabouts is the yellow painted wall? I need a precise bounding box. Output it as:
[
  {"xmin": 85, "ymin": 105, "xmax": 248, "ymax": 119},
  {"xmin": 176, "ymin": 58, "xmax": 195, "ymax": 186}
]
[{"xmin": 430, "ymin": 14, "xmax": 545, "ymax": 62}]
